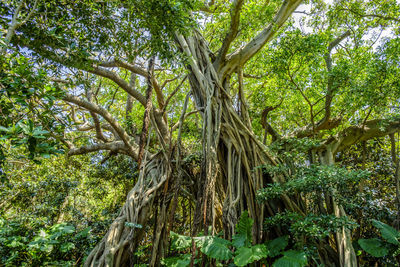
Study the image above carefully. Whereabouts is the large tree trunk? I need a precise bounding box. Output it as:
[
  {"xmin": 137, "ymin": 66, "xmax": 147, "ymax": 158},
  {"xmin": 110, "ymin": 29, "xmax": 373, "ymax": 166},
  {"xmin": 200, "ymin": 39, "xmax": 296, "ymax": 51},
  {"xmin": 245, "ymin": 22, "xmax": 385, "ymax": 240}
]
[
  {"xmin": 85, "ymin": 30, "xmax": 357, "ymax": 267},
  {"xmin": 175, "ymin": 31, "xmax": 302, "ymax": 242}
]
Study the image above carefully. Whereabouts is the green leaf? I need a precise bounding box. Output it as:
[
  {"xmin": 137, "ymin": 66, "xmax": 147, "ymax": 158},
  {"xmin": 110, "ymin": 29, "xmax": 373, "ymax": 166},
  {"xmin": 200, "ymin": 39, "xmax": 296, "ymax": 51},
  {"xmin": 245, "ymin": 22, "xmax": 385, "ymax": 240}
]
[
  {"xmin": 235, "ymin": 211, "xmax": 253, "ymax": 247},
  {"xmin": 0, "ymin": 126, "xmax": 9, "ymax": 133},
  {"xmin": 358, "ymin": 238, "xmax": 389, "ymax": 257},
  {"xmin": 273, "ymin": 250, "xmax": 307, "ymax": 267},
  {"xmin": 266, "ymin": 236, "xmax": 289, "ymax": 257},
  {"xmin": 51, "ymin": 223, "xmax": 75, "ymax": 234},
  {"xmin": 60, "ymin": 242, "xmax": 75, "ymax": 252},
  {"xmin": 32, "ymin": 128, "xmax": 50, "ymax": 136},
  {"xmin": 201, "ymin": 236, "xmax": 232, "ymax": 261},
  {"xmin": 162, "ymin": 254, "xmax": 192, "ymax": 267},
  {"xmin": 234, "ymin": 244, "xmax": 268, "ymax": 266},
  {"xmin": 170, "ymin": 231, "xmax": 192, "ymax": 250},
  {"xmin": 372, "ymin": 219, "xmax": 400, "ymax": 245},
  {"xmin": 75, "ymin": 227, "xmax": 91, "ymax": 238},
  {"xmin": 232, "ymin": 233, "xmax": 247, "ymax": 248}
]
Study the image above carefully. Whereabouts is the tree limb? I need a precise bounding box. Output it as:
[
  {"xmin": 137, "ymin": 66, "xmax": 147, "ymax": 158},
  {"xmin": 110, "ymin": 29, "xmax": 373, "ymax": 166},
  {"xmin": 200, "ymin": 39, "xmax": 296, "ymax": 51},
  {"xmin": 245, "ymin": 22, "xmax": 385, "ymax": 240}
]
[
  {"xmin": 1, "ymin": 0, "xmax": 38, "ymax": 54},
  {"xmin": 322, "ymin": 31, "xmax": 350, "ymax": 121},
  {"xmin": 88, "ymin": 66, "xmax": 146, "ymax": 106},
  {"xmin": 97, "ymin": 59, "xmax": 148, "ymax": 77},
  {"xmin": 68, "ymin": 141, "xmax": 127, "ymax": 156},
  {"xmin": 338, "ymin": 8, "xmax": 400, "ymax": 23},
  {"xmin": 163, "ymin": 75, "xmax": 188, "ymax": 113},
  {"xmin": 290, "ymin": 31, "xmax": 350, "ymax": 138},
  {"xmin": 324, "ymin": 118, "xmax": 400, "ymax": 153},
  {"xmin": 215, "ymin": 0, "xmax": 244, "ymax": 67},
  {"xmin": 63, "ymin": 94, "xmax": 139, "ymax": 159},
  {"xmin": 138, "ymin": 57, "xmax": 155, "ymax": 166},
  {"xmin": 220, "ymin": 0, "xmax": 302, "ymax": 77},
  {"xmin": 261, "ymin": 103, "xmax": 282, "ymax": 143}
]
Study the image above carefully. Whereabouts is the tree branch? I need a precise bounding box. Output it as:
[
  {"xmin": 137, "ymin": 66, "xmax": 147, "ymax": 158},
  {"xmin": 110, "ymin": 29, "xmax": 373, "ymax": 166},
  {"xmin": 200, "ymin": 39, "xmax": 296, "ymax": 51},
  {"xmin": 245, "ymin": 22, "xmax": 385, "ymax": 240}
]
[
  {"xmin": 85, "ymin": 87, "xmax": 109, "ymax": 142},
  {"xmin": 88, "ymin": 66, "xmax": 146, "ymax": 106},
  {"xmin": 68, "ymin": 141, "xmax": 127, "ymax": 156},
  {"xmin": 322, "ymin": 30, "xmax": 350, "ymax": 121},
  {"xmin": 290, "ymin": 31, "xmax": 350, "ymax": 138},
  {"xmin": 97, "ymin": 59, "xmax": 148, "ymax": 77},
  {"xmin": 1, "ymin": 0, "xmax": 38, "ymax": 54},
  {"xmin": 98, "ymin": 58, "xmax": 166, "ymax": 110},
  {"xmin": 261, "ymin": 103, "xmax": 282, "ymax": 143},
  {"xmin": 13, "ymin": 36, "xmax": 147, "ymax": 106},
  {"xmin": 215, "ymin": 0, "xmax": 244, "ymax": 67},
  {"xmin": 63, "ymin": 94, "xmax": 139, "ymax": 159},
  {"xmin": 163, "ymin": 75, "xmax": 188, "ymax": 113},
  {"xmin": 220, "ymin": 0, "xmax": 302, "ymax": 77},
  {"xmin": 138, "ymin": 57, "xmax": 155, "ymax": 166},
  {"xmin": 338, "ymin": 8, "xmax": 400, "ymax": 23},
  {"xmin": 325, "ymin": 118, "xmax": 400, "ymax": 153}
]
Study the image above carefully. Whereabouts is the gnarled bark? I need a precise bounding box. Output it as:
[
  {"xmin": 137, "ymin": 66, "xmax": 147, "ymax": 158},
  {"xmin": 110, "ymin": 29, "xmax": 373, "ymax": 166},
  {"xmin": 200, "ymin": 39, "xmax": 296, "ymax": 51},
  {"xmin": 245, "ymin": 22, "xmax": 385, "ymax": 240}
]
[{"xmin": 84, "ymin": 154, "xmax": 169, "ymax": 267}]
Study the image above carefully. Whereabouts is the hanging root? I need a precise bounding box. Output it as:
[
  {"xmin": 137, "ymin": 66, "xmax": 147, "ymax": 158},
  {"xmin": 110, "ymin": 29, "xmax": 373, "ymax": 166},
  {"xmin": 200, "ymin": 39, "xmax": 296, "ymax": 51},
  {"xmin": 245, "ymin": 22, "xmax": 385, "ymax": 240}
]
[{"xmin": 84, "ymin": 154, "xmax": 169, "ymax": 267}]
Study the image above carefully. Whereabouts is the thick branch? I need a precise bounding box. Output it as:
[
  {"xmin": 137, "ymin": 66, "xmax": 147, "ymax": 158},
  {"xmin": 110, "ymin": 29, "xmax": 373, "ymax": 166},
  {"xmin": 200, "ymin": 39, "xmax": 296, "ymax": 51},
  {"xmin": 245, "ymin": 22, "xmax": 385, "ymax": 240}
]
[
  {"xmin": 98, "ymin": 59, "xmax": 148, "ymax": 77},
  {"xmin": 63, "ymin": 94, "xmax": 139, "ymax": 159},
  {"xmin": 88, "ymin": 66, "xmax": 146, "ymax": 106},
  {"xmin": 13, "ymin": 36, "xmax": 147, "ymax": 106},
  {"xmin": 322, "ymin": 31, "xmax": 350, "ymax": 121},
  {"xmin": 98, "ymin": 58, "xmax": 166, "ymax": 109},
  {"xmin": 261, "ymin": 105, "xmax": 282, "ymax": 142},
  {"xmin": 325, "ymin": 118, "xmax": 400, "ymax": 153},
  {"xmin": 293, "ymin": 117, "xmax": 342, "ymax": 138},
  {"xmin": 290, "ymin": 31, "xmax": 350, "ymax": 138},
  {"xmin": 68, "ymin": 141, "xmax": 127, "ymax": 156},
  {"xmin": 126, "ymin": 73, "xmax": 136, "ymax": 134},
  {"xmin": 138, "ymin": 57, "xmax": 155, "ymax": 166},
  {"xmin": 215, "ymin": 0, "xmax": 244, "ymax": 66},
  {"xmin": 85, "ymin": 87, "xmax": 108, "ymax": 142},
  {"xmin": 220, "ymin": 0, "xmax": 302, "ymax": 77},
  {"xmin": 76, "ymin": 123, "xmax": 118, "ymax": 137}
]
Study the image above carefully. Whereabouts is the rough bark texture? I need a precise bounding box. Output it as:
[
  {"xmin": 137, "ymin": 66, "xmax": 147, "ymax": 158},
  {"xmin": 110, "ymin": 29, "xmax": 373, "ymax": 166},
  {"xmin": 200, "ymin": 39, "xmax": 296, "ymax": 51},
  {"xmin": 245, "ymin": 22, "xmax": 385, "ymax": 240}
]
[
  {"xmin": 84, "ymin": 154, "xmax": 169, "ymax": 267},
  {"xmin": 83, "ymin": 1, "xmax": 365, "ymax": 265},
  {"xmin": 84, "ymin": 29, "xmax": 358, "ymax": 267}
]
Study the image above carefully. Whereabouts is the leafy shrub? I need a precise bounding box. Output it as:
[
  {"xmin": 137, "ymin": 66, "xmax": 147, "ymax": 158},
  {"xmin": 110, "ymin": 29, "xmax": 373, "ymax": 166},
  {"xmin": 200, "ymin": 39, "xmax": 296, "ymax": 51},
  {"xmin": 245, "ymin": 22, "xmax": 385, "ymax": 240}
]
[
  {"xmin": 0, "ymin": 218, "xmax": 94, "ymax": 266},
  {"xmin": 358, "ymin": 220, "xmax": 400, "ymax": 259},
  {"xmin": 163, "ymin": 211, "xmax": 308, "ymax": 267}
]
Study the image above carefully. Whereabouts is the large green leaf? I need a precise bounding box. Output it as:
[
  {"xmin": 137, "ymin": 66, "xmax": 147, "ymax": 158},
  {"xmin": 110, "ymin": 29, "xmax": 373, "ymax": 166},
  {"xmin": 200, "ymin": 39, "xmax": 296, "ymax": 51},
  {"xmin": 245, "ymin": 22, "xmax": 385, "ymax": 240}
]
[
  {"xmin": 170, "ymin": 231, "xmax": 192, "ymax": 250},
  {"xmin": 75, "ymin": 227, "xmax": 91, "ymax": 238},
  {"xmin": 232, "ymin": 233, "xmax": 247, "ymax": 248},
  {"xmin": 60, "ymin": 242, "xmax": 75, "ymax": 253},
  {"xmin": 50, "ymin": 223, "xmax": 75, "ymax": 239},
  {"xmin": 358, "ymin": 238, "xmax": 389, "ymax": 257},
  {"xmin": 272, "ymin": 250, "xmax": 307, "ymax": 267},
  {"xmin": 161, "ymin": 254, "xmax": 192, "ymax": 267},
  {"xmin": 201, "ymin": 236, "xmax": 232, "ymax": 261},
  {"xmin": 372, "ymin": 219, "xmax": 400, "ymax": 245},
  {"xmin": 266, "ymin": 236, "xmax": 289, "ymax": 257},
  {"xmin": 235, "ymin": 211, "xmax": 253, "ymax": 247},
  {"xmin": 234, "ymin": 244, "xmax": 268, "ymax": 266},
  {"xmin": 193, "ymin": 235, "xmax": 210, "ymax": 248}
]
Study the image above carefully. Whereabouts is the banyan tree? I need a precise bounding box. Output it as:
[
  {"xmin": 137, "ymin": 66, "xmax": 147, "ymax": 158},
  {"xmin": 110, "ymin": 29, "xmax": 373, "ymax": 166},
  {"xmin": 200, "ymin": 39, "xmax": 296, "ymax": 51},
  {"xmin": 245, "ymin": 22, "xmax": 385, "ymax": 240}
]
[{"xmin": 1, "ymin": 0, "xmax": 400, "ymax": 266}]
